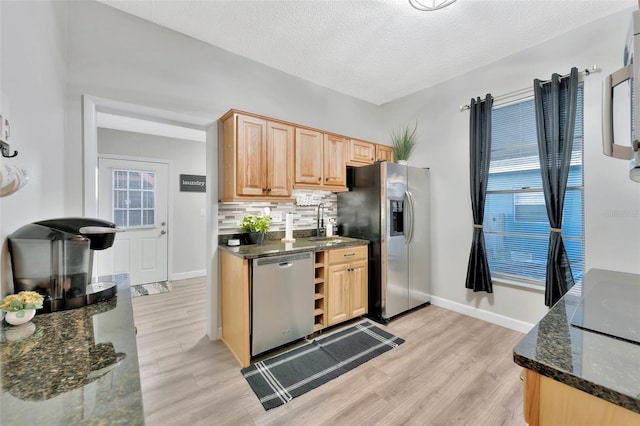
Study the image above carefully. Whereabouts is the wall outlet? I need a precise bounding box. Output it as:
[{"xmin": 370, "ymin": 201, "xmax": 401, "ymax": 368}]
[{"xmin": 271, "ymin": 211, "xmax": 283, "ymax": 222}]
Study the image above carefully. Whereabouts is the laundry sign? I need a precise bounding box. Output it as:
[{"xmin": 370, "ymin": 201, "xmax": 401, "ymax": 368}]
[{"xmin": 180, "ymin": 174, "xmax": 206, "ymax": 192}]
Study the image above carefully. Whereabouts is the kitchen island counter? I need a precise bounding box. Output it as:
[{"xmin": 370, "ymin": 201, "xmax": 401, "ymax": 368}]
[
  {"xmin": 0, "ymin": 274, "xmax": 144, "ymax": 425},
  {"xmin": 219, "ymin": 235, "xmax": 368, "ymax": 259},
  {"xmin": 513, "ymin": 268, "xmax": 640, "ymax": 423}
]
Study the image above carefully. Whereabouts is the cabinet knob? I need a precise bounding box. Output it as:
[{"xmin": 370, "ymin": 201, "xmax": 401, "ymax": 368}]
[
  {"xmin": 267, "ymin": 188, "xmax": 271, "ymax": 191},
  {"xmin": 325, "ymin": 177, "xmax": 329, "ymax": 181},
  {"xmin": 318, "ymin": 177, "xmax": 321, "ymax": 182}
]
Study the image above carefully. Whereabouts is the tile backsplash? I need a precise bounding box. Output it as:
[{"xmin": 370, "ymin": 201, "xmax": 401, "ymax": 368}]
[{"xmin": 218, "ymin": 190, "xmax": 338, "ymax": 235}]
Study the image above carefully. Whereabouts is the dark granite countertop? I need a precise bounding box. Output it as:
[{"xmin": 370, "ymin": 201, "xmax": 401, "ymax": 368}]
[
  {"xmin": 513, "ymin": 268, "xmax": 640, "ymax": 414},
  {"xmin": 219, "ymin": 235, "xmax": 369, "ymax": 259},
  {"xmin": 0, "ymin": 274, "xmax": 144, "ymax": 425}
]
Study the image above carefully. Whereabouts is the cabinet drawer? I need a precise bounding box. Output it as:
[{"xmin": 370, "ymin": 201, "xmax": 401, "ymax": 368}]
[{"xmin": 328, "ymin": 245, "xmax": 367, "ymax": 264}]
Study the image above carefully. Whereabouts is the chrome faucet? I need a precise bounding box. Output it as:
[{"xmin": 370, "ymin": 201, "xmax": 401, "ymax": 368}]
[{"xmin": 316, "ymin": 203, "xmax": 325, "ymax": 238}]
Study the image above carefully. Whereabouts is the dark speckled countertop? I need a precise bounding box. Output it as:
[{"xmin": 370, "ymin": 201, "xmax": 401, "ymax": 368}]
[
  {"xmin": 0, "ymin": 274, "xmax": 144, "ymax": 425},
  {"xmin": 219, "ymin": 235, "xmax": 369, "ymax": 259},
  {"xmin": 513, "ymin": 268, "xmax": 640, "ymax": 414}
]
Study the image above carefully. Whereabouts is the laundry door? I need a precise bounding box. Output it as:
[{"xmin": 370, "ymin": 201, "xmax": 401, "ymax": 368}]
[{"xmin": 97, "ymin": 157, "xmax": 169, "ymax": 285}]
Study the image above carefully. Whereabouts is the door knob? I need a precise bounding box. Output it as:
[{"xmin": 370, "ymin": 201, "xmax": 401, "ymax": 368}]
[
  {"xmin": 161, "ymin": 230, "xmax": 167, "ymax": 235},
  {"xmin": 161, "ymin": 222, "xmax": 166, "ymax": 226}
]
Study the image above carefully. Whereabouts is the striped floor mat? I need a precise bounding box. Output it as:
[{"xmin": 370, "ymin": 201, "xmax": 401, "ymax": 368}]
[
  {"xmin": 241, "ymin": 321, "xmax": 404, "ymax": 410},
  {"xmin": 130, "ymin": 281, "xmax": 172, "ymax": 298}
]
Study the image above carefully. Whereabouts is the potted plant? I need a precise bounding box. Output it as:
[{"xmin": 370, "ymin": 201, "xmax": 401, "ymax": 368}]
[
  {"xmin": 391, "ymin": 122, "xmax": 417, "ymax": 165},
  {"xmin": 240, "ymin": 214, "xmax": 271, "ymax": 245}
]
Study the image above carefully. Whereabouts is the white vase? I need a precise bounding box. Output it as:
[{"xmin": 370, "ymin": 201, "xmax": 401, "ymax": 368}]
[
  {"xmin": 397, "ymin": 160, "xmax": 409, "ymax": 165},
  {"xmin": 4, "ymin": 309, "xmax": 36, "ymax": 326}
]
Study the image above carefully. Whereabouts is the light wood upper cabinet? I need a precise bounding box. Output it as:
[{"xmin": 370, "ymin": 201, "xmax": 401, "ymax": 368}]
[
  {"xmin": 375, "ymin": 144, "xmax": 394, "ymax": 163},
  {"xmin": 221, "ymin": 109, "xmax": 374, "ymax": 196},
  {"xmin": 349, "ymin": 139, "xmax": 375, "ymax": 165},
  {"xmin": 266, "ymin": 121, "xmax": 294, "ymax": 196},
  {"xmin": 221, "ymin": 111, "xmax": 293, "ymax": 201},
  {"xmin": 294, "ymin": 128, "xmax": 323, "ymax": 185},
  {"xmin": 294, "ymin": 130, "xmax": 347, "ymax": 191},
  {"xmin": 323, "ymin": 134, "xmax": 347, "ymax": 187},
  {"xmin": 326, "ymin": 245, "xmax": 368, "ymax": 326},
  {"xmin": 236, "ymin": 115, "xmax": 267, "ymax": 196}
]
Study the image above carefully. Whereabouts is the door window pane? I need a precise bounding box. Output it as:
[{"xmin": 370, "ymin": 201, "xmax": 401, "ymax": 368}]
[{"xmin": 112, "ymin": 169, "xmax": 156, "ymax": 228}]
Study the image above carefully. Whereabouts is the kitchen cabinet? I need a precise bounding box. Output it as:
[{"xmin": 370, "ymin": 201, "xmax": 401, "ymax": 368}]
[
  {"xmin": 323, "ymin": 134, "xmax": 348, "ymax": 187},
  {"xmin": 348, "ymin": 139, "xmax": 375, "ymax": 165},
  {"xmin": 220, "ymin": 240, "xmax": 369, "ymax": 366},
  {"xmin": 294, "ymin": 130, "xmax": 348, "ymax": 191},
  {"xmin": 375, "ymin": 144, "xmax": 394, "ymax": 163},
  {"xmin": 522, "ymin": 369, "xmax": 640, "ymax": 426},
  {"xmin": 220, "ymin": 250, "xmax": 250, "ymax": 367},
  {"xmin": 313, "ymin": 251, "xmax": 326, "ymax": 331},
  {"xmin": 220, "ymin": 111, "xmax": 293, "ymax": 202},
  {"xmin": 294, "ymin": 127, "xmax": 324, "ymax": 186},
  {"xmin": 326, "ymin": 245, "xmax": 368, "ymax": 326}
]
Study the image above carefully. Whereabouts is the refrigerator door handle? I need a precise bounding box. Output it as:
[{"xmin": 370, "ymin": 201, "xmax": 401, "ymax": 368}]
[{"xmin": 405, "ymin": 190, "xmax": 415, "ymax": 244}]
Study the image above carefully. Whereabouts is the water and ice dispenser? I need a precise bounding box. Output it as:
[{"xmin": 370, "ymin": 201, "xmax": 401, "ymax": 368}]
[
  {"xmin": 8, "ymin": 218, "xmax": 118, "ymax": 313},
  {"xmin": 390, "ymin": 200, "xmax": 404, "ymax": 236}
]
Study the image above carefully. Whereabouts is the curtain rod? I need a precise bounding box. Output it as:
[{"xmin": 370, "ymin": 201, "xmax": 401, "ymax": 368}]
[{"xmin": 459, "ymin": 65, "xmax": 600, "ymax": 112}]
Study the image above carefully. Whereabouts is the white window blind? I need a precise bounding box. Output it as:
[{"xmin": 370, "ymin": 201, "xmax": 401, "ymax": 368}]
[{"xmin": 484, "ymin": 86, "xmax": 584, "ymax": 285}]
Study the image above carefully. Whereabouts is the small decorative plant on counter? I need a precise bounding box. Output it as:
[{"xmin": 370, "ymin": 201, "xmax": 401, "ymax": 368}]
[
  {"xmin": 240, "ymin": 214, "xmax": 271, "ymax": 245},
  {"xmin": 391, "ymin": 122, "xmax": 418, "ymax": 164},
  {"xmin": 0, "ymin": 291, "xmax": 44, "ymax": 326}
]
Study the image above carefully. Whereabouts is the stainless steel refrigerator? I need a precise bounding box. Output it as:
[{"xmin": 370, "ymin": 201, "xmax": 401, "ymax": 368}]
[{"xmin": 337, "ymin": 162, "xmax": 430, "ymax": 322}]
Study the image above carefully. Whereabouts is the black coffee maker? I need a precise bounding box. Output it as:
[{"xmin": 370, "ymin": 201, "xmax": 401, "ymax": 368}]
[{"xmin": 8, "ymin": 218, "xmax": 118, "ymax": 312}]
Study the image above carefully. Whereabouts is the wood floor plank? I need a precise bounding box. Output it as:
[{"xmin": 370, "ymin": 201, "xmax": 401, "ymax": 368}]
[{"xmin": 133, "ymin": 277, "xmax": 526, "ymax": 426}]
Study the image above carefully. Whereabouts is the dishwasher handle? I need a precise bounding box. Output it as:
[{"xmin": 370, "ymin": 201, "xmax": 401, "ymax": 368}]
[{"xmin": 278, "ymin": 262, "xmax": 293, "ymax": 269}]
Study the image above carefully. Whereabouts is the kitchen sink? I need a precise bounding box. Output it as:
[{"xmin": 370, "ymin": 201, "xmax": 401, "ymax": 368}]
[
  {"xmin": 308, "ymin": 237, "xmax": 344, "ymax": 246},
  {"xmin": 308, "ymin": 236, "xmax": 341, "ymax": 242}
]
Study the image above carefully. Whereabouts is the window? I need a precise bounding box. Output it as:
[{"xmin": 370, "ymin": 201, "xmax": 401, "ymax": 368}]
[
  {"xmin": 484, "ymin": 87, "xmax": 584, "ymax": 285},
  {"xmin": 112, "ymin": 169, "xmax": 156, "ymax": 228}
]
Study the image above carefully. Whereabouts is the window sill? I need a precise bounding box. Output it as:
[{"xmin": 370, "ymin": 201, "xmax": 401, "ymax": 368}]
[{"xmin": 491, "ymin": 276, "xmax": 545, "ymax": 292}]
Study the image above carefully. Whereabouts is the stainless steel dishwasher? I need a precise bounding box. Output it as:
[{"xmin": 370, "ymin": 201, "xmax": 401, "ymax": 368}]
[{"xmin": 251, "ymin": 252, "xmax": 313, "ymax": 356}]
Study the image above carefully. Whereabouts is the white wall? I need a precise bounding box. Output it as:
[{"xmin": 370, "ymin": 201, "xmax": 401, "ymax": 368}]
[
  {"xmin": 381, "ymin": 8, "xmax": 640, "ymax": 330},
  {"xmin": 0, "ymin": 1, "xmax": 67, "ymax": 296},
  {"xmin": 63, "ymin": 1, "xmax": 382, "ymax": 338},
  {"xmin": 2, "ymin": 1, "xmax": 638, "ymax": 336},
  {"xmin": 98, "ymin": 128, "xmax": 206, "ymax": 279}
]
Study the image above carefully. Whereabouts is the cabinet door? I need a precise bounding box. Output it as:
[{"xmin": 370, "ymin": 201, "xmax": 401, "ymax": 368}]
[
  {"xmin": 295, "ymin": 128, "xmax": 323, "ymax": 185},
  {"xmin": 327, "ymin": 263, "xmax": 350, "ymax": 326},
  {"xmin": 237, "ymin": 115, "xmax": 267, "ymax": 196},
  {"xmin": 350, "ymin": 260, "xmax": 368, "ymax": 317},
  {"xmin": 266, "ymin": 121, "xmax": 293, "ymax": 197},
  {"xmin": 375, "ymin": 144, "xmax": 394, "ymax": 163},
  {"xmin": 350, "ymin": 139, "xmax": 375, "ymax": 165},
  {"xmin": 324, "ymin": 134, "xmax": 347, "ymax": 187}
]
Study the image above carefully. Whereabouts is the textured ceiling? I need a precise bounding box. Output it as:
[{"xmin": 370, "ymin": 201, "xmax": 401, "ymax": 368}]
[{"xmin": 97, "ymin": 0, "xmax": 635, "ymax": 105}]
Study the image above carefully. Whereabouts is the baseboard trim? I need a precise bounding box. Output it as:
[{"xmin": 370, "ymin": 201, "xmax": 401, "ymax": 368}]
[
  {"xmin": 170, "ymin": 270, "xmax": 206, "ymax": 281},
  {"xmin": 430, "ymin": 296, "xmax": 534, "ymax": 334}
]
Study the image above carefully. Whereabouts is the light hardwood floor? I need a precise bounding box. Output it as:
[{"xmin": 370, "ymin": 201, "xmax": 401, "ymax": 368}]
[{"xmin": 132, "ymin": 277, "xmax": 526, "ymax": 426}]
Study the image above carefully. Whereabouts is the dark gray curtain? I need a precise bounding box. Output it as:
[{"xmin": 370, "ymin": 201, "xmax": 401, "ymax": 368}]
[
  {"xmin": 465, "ymin": 95, "xmax": 493, "ymax": 293},
  {"xmin": 533, "ymin": 67, "xmax": 578, "ymax": 307}
]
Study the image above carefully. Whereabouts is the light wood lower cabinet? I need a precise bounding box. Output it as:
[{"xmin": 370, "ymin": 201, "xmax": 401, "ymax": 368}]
[
  {"xmin": 220, "ymin": 245, "xmax": 368, "ymax": 367},
  {"xmin": 220, "ymin": 250, "xmax": 250, "ymax": 367},
  {"xmin": 326, "ymin": 246, "xmax": 368, "ymax": 326},
  {"xmin": 523, "ymin": 369, "xmax": 640, "ymax": 426}
]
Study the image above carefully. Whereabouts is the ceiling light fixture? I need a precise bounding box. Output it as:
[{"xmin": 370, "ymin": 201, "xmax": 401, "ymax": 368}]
[{"xmin": 409, "ymin": 0, "xmax": 457, "ymax": 11}]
